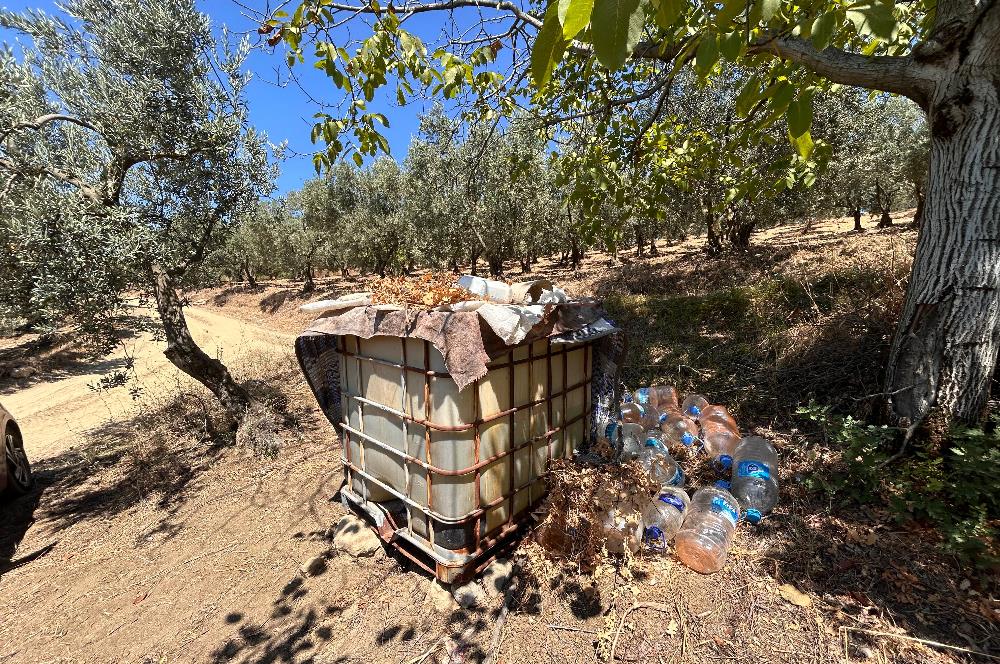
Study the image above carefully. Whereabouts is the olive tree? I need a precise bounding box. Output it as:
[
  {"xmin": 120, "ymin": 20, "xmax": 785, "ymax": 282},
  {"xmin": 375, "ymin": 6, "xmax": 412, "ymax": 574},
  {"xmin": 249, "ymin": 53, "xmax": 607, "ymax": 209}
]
[
  {"xmin": 265, "ymin": 0, "xmax": 999, "ymax": 426},
  {"xmin": 0, "ymin": 0, "xmax": 276, "ymax": 423}
]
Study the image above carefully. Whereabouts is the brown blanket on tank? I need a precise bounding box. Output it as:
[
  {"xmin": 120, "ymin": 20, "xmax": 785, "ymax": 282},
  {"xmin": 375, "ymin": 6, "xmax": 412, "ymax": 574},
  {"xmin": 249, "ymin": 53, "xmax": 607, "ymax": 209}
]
[{"xmin": 300, "ymin": 302, "xmax": 606, "ymax": 390}]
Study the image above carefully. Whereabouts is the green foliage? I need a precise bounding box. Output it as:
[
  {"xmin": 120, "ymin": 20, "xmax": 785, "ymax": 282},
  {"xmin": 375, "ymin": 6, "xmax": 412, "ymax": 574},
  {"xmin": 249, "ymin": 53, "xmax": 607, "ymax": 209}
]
[
  {"xmin": 0, "ymin": 0, "xmax": 276, "ymax": 346},
  {"xmin": 798, "ymin": 404, "xmax": 1000, "ymax": 566}
]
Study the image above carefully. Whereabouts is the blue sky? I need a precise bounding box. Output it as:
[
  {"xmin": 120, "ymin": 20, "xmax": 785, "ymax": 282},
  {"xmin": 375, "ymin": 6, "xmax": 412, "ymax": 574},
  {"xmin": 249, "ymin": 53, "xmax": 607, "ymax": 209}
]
[{"xmin": 1, "ymin": 1, "xmax": 459, "ymax": 194}]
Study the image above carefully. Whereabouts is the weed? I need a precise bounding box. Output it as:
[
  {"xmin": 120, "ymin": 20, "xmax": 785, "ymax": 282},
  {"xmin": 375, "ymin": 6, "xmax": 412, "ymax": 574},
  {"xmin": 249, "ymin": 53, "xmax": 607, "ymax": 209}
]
[{"xmin": 798, "ymin": 403, "xmax": 1000, "ymax": 566}]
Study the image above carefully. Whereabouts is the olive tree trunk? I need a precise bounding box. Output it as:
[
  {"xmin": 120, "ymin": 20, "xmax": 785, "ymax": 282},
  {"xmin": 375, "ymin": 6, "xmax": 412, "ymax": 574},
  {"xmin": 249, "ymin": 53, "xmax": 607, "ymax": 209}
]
[
  {"xmin": 151, "ymin": 263, "xmax": 251, "ymax": 424},
  {"xmin": 884, "ymin": 73, "xmax": 1000, "ymax": 423},
  {"xmin": 761, "ymin": 1, "xmax": 1000, "ymax": 425}
]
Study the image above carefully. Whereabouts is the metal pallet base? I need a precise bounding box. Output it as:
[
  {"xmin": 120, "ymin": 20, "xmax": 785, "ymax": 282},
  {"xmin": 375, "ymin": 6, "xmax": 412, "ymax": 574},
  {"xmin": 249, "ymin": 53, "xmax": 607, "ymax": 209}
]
[{"xmin": 340, "ymin": 485, "xmax": 526, "ymax": 585}]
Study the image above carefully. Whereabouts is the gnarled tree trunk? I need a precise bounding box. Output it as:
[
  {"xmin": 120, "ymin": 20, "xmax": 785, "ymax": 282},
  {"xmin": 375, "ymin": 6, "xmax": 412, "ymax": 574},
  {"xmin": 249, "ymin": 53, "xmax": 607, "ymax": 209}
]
[
  {"xmin": 152, "ymin": 264, "xmax": 251, "ymax": 425},
  {"xmin": 884, "ymin": 15, "xmax": 1000, "ymax": 424}
]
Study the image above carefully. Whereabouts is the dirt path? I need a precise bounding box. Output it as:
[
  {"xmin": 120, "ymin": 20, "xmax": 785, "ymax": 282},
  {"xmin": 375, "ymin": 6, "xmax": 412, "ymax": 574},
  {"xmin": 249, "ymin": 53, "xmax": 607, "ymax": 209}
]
[{"xmin": 3, "ymin": 304, "xmax": 297, "ymax": 461}]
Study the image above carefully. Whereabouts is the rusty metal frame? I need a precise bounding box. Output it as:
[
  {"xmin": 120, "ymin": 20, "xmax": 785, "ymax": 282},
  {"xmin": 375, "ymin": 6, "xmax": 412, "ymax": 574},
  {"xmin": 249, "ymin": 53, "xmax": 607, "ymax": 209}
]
[{"xmin": 337, "ymin": 334, "xmax": 594, "ymax": 578}]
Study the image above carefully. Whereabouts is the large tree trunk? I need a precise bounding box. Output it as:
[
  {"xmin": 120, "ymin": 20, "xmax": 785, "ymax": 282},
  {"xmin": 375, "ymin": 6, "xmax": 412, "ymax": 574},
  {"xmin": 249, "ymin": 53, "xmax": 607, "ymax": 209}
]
[
  {"xmin": 853, "ymin": 206, "xmax": 863, "ymax": 232},
  {"xmin": 151, "ymin": 264, "xmax": 251, "ymax": 425},
  {"xmin": 884, "ymin": 27, "xmax": 1000, "ymax": 425},
  {"xmin": 242, "ymin": 258, "xmax": 257, "ymax": 289}
]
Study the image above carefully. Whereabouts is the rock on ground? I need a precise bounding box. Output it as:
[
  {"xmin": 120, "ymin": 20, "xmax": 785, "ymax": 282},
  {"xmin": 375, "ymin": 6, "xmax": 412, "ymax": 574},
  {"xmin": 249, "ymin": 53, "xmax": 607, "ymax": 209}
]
[
  {"xmin": 425, "ymin": 579, "xmax": 458, "ymax": 613},
  {"xmin": 479, "ymin": 558, "xmax": 515, "ymax": 598},
  {"xmin": 451, "ymin": 579, "xmax": 488, "ymax": 609},
  {"xmin": 300, "ymin": 553, "xmax": 328, "ymax": 577},
  {"xmin": 330, "ymin": 515, "xmax": 382, "ymax": 558}
]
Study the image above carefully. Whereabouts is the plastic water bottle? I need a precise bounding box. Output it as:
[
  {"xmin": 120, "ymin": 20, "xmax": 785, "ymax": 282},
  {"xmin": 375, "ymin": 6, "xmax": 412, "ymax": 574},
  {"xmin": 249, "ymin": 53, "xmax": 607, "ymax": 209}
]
[
  {"xmin": 681, "ymin": 393, "xmax": 710, "ymax": 419},
  {"xmin": 620, "ymin": 402, "xmax": 644, "ymax": 424},
  {"xmin": 730, "ymin": 436, "xmax": 779, "ymax": 524},
  {"xmin": 641, "ymin": 488, "xmax": 690, "ymax": 551},
  {"xmin": 602, "ymin": 506, "xmax": 643, "ymax": 555},
  {"xmin": 634, "ymin": 386, "xmax": 679, "ymax": 412},
  {"xmin": 674, "ymin": 486, "xmax": 741, "ymax": 574},
  {"xmin": 638, "ymin": 437, "xmax": 684, "ymax": 489},
  {"xmin": 620, "ymin": 423, "xmax": 645, "ymax": 459},
  {"xmin": 699, "ymin": 404, "xmax": 738, "ymax": 431},
  {"xmin": 701, "ymin": 420, "xmax": 741, "ymax": 469},
  {"xmin": 661, "ymin": 416, "xmax": 699, "ymax": 447}
]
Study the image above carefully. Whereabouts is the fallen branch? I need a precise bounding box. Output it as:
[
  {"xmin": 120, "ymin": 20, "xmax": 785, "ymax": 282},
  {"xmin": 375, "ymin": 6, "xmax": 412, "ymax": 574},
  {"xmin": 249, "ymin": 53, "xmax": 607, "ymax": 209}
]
[
  {"xmin": 548, "ymin": 624, "xmax": 600, "ymax": 635},
  {"xmin": 610, "ymin": 601, "xmax": 674, "ymax": 661},
  {"xmin": 841, "ymin": 627, "xmax": 1000, "ymax": 661}
]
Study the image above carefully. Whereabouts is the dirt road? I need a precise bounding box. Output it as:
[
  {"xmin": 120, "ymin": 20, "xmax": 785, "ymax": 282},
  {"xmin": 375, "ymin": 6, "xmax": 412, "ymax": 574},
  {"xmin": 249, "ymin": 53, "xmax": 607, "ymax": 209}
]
[
  {"xmin": 2, "ymin": 305, "xmax": 297, "ymax": 460},
  {"xmin": 0, "ymin": 306, "xmax": 359, "ymax": 663}
]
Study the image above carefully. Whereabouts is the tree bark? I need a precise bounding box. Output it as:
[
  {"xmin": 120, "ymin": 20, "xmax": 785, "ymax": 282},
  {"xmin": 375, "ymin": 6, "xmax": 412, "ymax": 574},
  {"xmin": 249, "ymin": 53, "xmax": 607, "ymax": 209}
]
[
  {"xmin": 242, "ymin": 258, "xmax": 257, "ymax": 289},
  {"xmin": 884, "ymin": 12, "xmax": 1000, "ymax": 424},
  {"xmin": 853, "ymin": 206, "xmax": 863, "ymax": 232},
  {"xmin": 151, "ymin": 264, "xmax": 251, "ymax": 425}
]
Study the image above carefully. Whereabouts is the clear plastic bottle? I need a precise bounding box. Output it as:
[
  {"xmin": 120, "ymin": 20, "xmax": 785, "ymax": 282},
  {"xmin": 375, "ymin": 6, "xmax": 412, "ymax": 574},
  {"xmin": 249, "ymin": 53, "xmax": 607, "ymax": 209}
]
[
  {"xmin": 700, "ymin": 420, "xmax": 742, "ymax": 468},
  {"xmin": 661, "ymin": 416, "xmax": 699, "ymax": 448},
  {"xmin": 620, "ymin": 402, "xmax": 646, "ymax": 424},
  {"xmin": 699, "ymin": 404, "xmax": 738, "ymax": 431},
  {"xmin": 730, "ymin": 436, "xmax": 779, "ymax": 524},
  {"xmin": 638, "ymin": 437, "xmax": 685, "ymax": 489},
  {"xmin": 641, "ymin": 488, "xmax": 690, "ymax": 551},
  {"xmin": 634, "ymin": 386, "xmax": 679, "ymax": 412},
  {"xmin": 681, "ymin": 393, "xmax": 710, "ymax": 419},
  {"xmin": 674, "ymin": 486, "xmax": 741, "ymax": 574},
  {"xmin": 620, "ymin": 423, "xmax": 646, "ymax": 459},
  {"xmin": 602, "ymin": 506, "xmax": 643, "ymax": 555}
]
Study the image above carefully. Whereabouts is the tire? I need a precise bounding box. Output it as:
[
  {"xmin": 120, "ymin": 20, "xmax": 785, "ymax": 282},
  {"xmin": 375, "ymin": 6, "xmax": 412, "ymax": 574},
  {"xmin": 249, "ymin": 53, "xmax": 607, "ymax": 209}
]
[{"xmin": 4, "ymin": 425, "xmax": 33, "ymax": 494}]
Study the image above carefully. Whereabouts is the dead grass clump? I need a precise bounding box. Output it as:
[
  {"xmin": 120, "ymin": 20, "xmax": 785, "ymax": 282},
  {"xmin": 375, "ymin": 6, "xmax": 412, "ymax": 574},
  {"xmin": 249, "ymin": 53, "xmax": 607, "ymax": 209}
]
[
  {"xmin": 235, "ymin": 402, "xmax": 283, "ymax": 456},
  {"xmin": 534, "ymin": 458, "xmax": 655, "ymax": 570}
]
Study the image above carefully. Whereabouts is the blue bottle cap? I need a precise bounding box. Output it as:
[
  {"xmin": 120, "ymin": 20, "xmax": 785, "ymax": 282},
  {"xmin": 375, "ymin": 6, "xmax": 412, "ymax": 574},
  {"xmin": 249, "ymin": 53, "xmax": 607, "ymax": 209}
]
[
  {"xmin": 681, "ymin": 432, "xmax": 695, "ymax": 446},
  {"xmin": 658, "ymin": 412, "xmax": 669, "ymax": 424},
  {"xmin": 745, "ymin": 508, "xmax": 762, "ymax": 524},
  {"xmin": 714, "ymin": 479, "xmax": 731, "ymax": 490},
  {"xmin": 689, "ymin": 405, "xmax": 702, "ymax": 416},
  {"xmin": 719, "ymin": 454, "xmax": 733, "ymax": 470},
  {"xmin": 644, "ymin": 437, "xmax": 661, "ymax": 448}
]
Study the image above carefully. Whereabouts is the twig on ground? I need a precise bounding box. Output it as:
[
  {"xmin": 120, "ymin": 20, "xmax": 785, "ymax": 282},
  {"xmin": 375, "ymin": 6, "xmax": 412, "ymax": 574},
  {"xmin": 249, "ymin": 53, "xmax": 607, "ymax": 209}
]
[
  {"xmin": 489, "ymin": 596, "xmax": 510, "ymax": 664},
  {"xmin": 407, "ymin": 636, "xmax": 444, "ymax": 664},
  {"xmin": 548, "ymin": 624, "xmax": 600, "ymax": 634},
  {"xmin": 841, "ymin": 627, "xmax": 1000, "ymax": 661},
  {"xmin": 610, "ymin": 601, "xmax": 674, "ymax": 662}
]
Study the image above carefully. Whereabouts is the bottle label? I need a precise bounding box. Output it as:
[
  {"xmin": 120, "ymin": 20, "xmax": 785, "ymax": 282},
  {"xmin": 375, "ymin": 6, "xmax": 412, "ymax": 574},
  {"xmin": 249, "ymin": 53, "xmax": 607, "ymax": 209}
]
[
  {"xmin": 635, "ymin": 388, "xmax": 650, "ymax": 404},
  {"xmin": 737, "ymin": 460, "xmax": 771, "ymax": 480},
  {"xmin": 668, "ymin": 467, "xmax": 684, "ymax": 487},
  {"xmin": 658, "ymin": 493, "xmax": 685, "ymax": 512},
  {"xmin": 710, "ymin": 496, "xmax": 739, "ymax": 526}
]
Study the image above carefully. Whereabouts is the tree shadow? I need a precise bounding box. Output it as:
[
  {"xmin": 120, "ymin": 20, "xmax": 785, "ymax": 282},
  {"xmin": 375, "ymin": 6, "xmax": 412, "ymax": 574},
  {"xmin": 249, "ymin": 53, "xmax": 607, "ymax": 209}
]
[{"xmin": 0, "ymin": 480, "xmax": 46, "ymax": 580}]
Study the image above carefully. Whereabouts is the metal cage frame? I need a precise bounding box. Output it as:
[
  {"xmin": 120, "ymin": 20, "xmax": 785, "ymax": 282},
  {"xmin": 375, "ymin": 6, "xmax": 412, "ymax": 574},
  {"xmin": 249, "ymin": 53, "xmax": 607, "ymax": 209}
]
[{"xmin": 336, "ymin": 334, "xmax": 594, "ymax": 582}]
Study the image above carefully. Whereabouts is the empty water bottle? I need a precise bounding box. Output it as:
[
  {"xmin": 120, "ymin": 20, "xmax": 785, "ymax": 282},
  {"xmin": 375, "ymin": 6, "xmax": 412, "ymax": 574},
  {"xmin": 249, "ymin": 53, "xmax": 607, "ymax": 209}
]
[
  {"xmin": 602, "ymin": 506, "xmax": 643, "ymax": 555},
  {"xmin": 620, "ymin": 423, "xmax": 646, "ymax": 459},
  {"xmin": 730, "ymin": 436, "xmax": 779, "ymax": 524},
  {"xmin": 701, "ymin": 420, "xmax": 742, "ymax": 469},
  {"xmin": 634, "ymin": 386, "xmax": 680, "ymax": 412},
  {"xmin": 638, "ymin": 438, "xmax": 684, "ymax": 489},
  {"xmin": 642, "ymin": 488, "xmax": 690, "ymax": 551},
  {"xmin": 674, "ymin": 486, "xmax": 741, "ymax": 574},
  {"xmin": 699, "ymin": 404, "xmax": 738, "ymax": 431},
  {"xmin": 620, "ymin": 402, "xmax": 646, "ymax": 424},
  {"xmin": 681, "ymin": 393, "xmax": 710, "ymax": 419},
  {"xmin": 661, "ymin": 416, "xmax": 699, "ymax": 447}
]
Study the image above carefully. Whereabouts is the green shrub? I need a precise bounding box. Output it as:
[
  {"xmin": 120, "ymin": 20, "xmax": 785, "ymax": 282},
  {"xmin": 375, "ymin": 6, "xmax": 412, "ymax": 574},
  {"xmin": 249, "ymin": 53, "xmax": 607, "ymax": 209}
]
[{"xmin": 798, "ymin": 403, "xmax": 1000, "ymax": 567}]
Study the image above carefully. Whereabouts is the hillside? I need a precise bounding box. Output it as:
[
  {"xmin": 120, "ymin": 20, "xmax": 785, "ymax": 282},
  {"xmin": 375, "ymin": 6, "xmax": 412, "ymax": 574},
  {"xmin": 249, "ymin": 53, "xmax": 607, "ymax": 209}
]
[{"xmin": 3, "ymin": 212, "xmax": 997, "ymax": 663}]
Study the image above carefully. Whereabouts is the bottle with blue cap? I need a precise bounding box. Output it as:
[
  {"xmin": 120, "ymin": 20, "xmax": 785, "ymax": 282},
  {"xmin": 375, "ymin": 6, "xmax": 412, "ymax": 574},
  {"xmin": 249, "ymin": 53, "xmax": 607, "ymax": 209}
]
[
  {"xmin": 730, "ymin": 436, "xmax": 779, "ymax": 524},
  {"xmin": 641, "ymin": 487, "xmax": 690, "ymax": 551},
  {"xmin": 661, "ymin": 416, "xmax": 699, "ymax": 448},
  {"xmin": 637, "ymin": 433, "xmax": 685, "ymax": 489},
  {"xmin": 633, "ymin": 386, "xmax": 680, "ymax": 412},
  {"xmin": 674, "ymin": 486, "xmax": 741, "ymax": 574},
  {"xmin": 681, "ymin": 393, "xmax": 710, "ymax": 419},
  {"xmin": 701, "ymin": 420, "xmax": 741, "ymax": 470}
]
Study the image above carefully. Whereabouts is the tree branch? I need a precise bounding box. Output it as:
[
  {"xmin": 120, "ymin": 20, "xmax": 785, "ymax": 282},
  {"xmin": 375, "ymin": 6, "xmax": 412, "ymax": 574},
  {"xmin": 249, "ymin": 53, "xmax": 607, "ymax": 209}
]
[
  {"xmin": 748, "ymin": 36, "xmax": 933, "ymax": 106},
  {"xmin": 0, "ymin": 113, "xmax": 102, "ymax": 145},
  {"xmin": 0, "ymin": 155, "xmax": 104, "ymax": 204}
]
